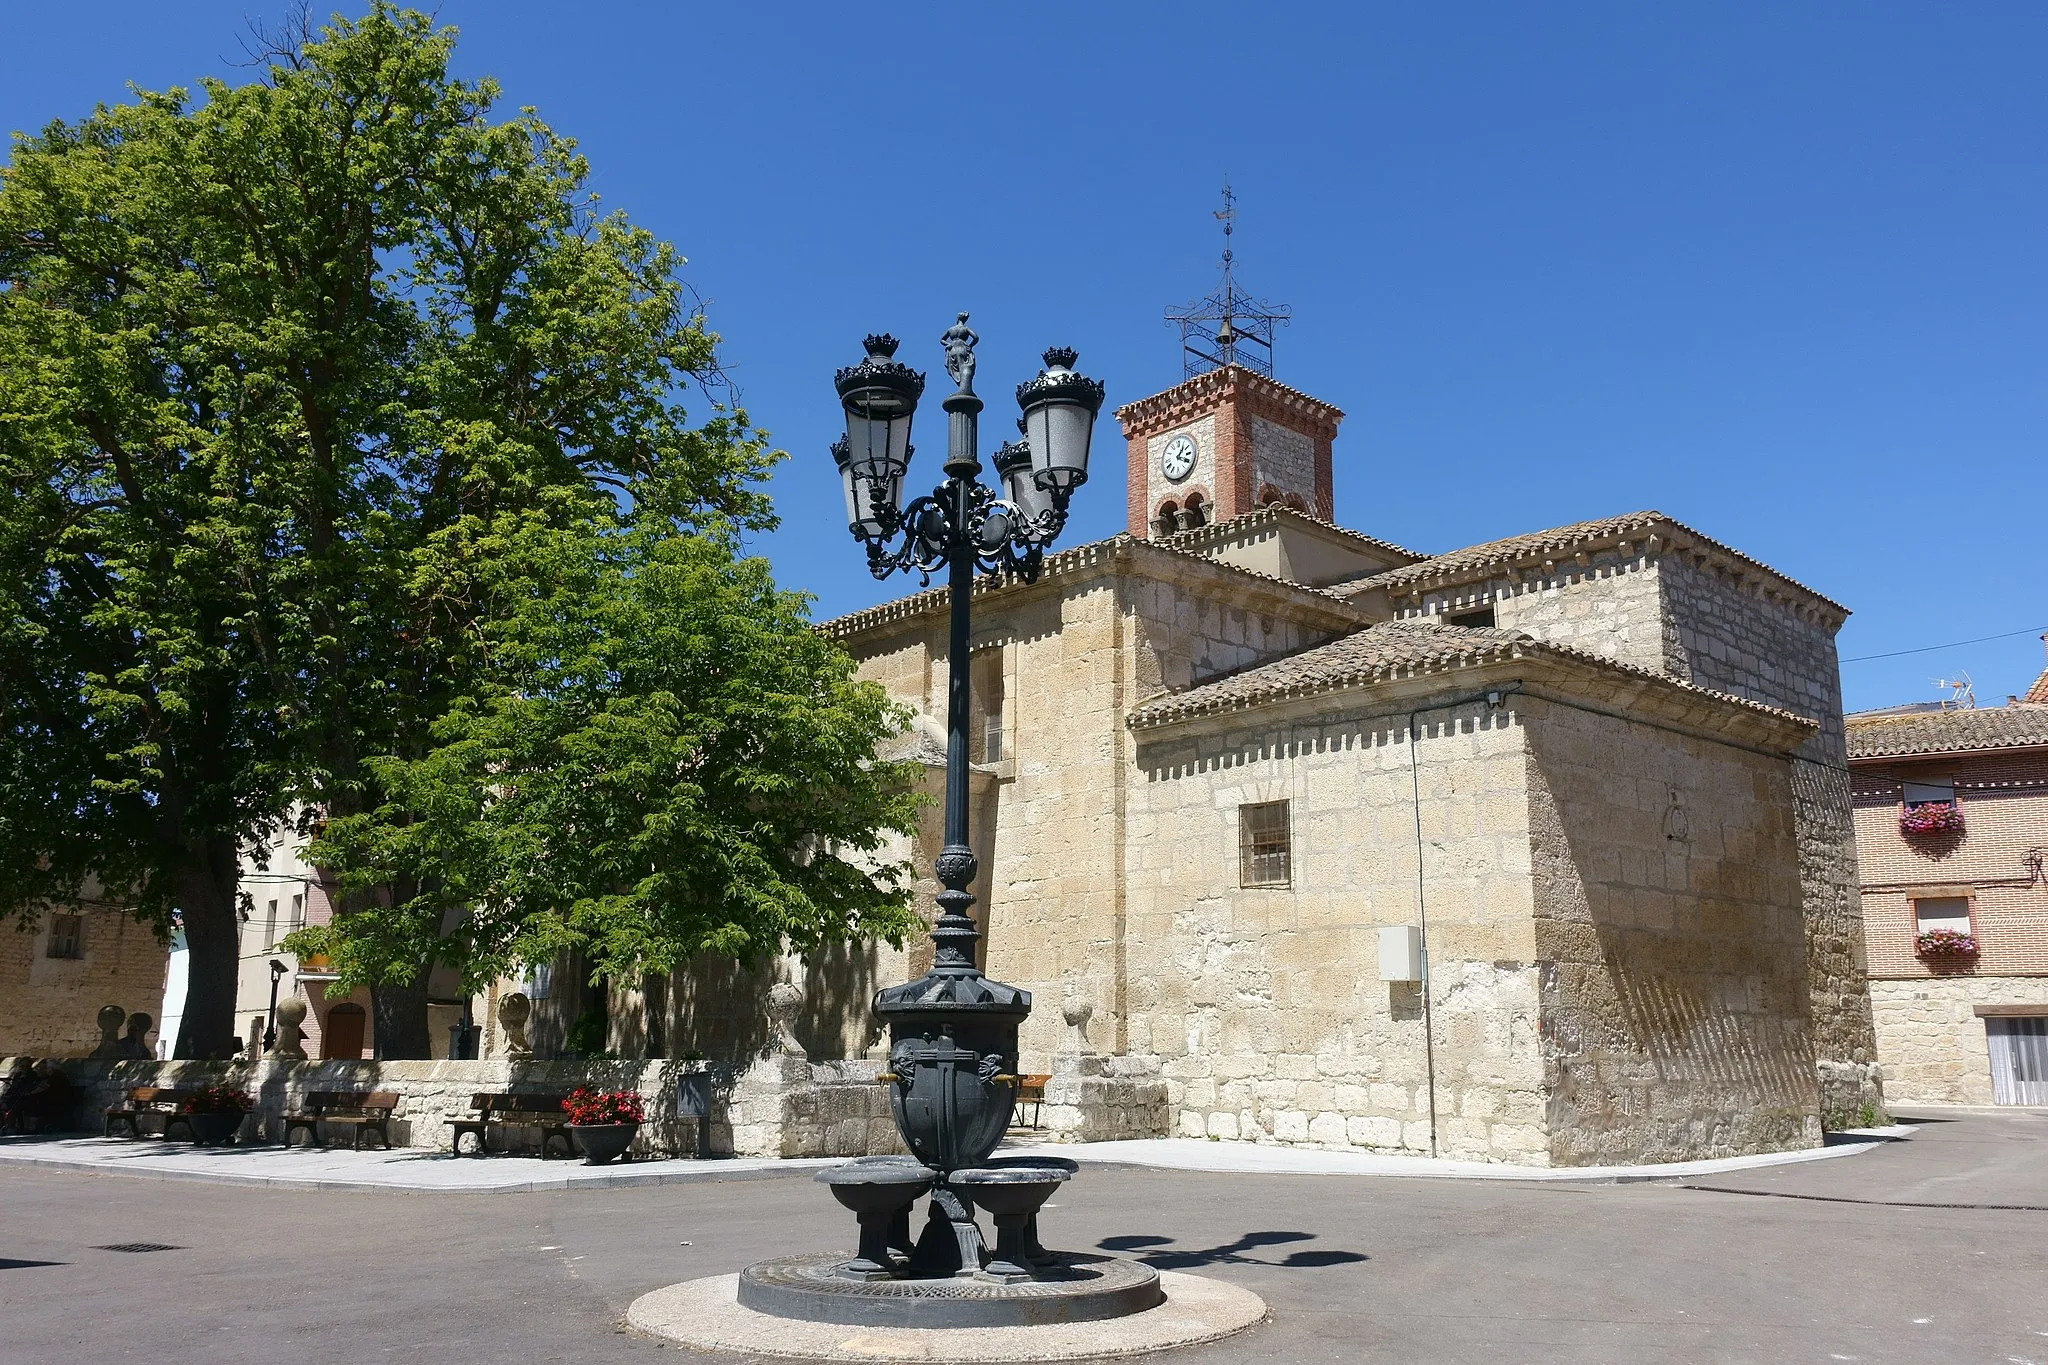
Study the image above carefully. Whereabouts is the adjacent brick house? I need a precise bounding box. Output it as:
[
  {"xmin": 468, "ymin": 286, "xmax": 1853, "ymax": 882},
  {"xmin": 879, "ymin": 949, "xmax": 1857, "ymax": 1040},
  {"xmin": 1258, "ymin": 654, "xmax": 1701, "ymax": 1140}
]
[{"xmin": 1849, "ymin": 667, "xmax": 2048, "ymax": 1105}]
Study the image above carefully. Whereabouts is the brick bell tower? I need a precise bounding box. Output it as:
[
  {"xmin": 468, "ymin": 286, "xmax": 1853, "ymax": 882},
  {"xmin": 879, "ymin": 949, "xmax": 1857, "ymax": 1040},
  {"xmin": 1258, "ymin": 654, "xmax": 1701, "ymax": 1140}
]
[{"xmin": 1116, "ymin": 182, "xmax": 1342, "ymax": 538}]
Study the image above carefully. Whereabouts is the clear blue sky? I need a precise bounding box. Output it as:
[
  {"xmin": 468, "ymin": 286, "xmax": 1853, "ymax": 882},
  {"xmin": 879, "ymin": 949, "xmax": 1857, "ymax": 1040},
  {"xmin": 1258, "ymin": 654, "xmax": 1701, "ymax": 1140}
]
[{"xmin": 7, "ymin": 3, "xmax": 2044, "ymax": 712}]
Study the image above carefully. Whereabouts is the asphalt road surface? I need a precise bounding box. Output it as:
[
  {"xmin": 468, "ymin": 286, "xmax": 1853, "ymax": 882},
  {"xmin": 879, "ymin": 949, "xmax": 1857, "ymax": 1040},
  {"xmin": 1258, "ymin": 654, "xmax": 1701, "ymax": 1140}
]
[{"xmin": 3, "ymin": 1107, "xmax": 2043, "ymax": 1364}]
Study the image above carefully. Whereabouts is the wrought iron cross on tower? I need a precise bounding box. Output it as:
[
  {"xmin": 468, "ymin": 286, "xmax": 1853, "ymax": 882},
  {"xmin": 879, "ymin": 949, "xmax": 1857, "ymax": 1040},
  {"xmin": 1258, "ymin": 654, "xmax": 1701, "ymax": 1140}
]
[{"xmin": 1164, "ymin": 178, "xmax": 1292, "ymax": 378}]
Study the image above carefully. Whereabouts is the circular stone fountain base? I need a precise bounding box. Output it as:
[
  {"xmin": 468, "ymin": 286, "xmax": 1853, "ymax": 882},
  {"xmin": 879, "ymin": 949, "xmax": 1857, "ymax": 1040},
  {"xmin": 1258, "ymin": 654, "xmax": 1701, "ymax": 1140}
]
[
  {"xmin": 628, "ymin": 1268, "xmax": 1266, "ymax": 1362},
  {"xmin": 739, "ymin": 1252, "xmax": 1161, "ymax": 1328}
]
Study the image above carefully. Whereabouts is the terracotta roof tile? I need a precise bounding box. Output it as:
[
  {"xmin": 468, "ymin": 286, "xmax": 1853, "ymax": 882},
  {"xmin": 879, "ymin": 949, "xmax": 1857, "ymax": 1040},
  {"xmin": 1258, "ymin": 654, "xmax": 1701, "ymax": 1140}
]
[
  {"xmin": 1846, "ymin": 705, "xmax": 2048, "ymax": 760},
  {"xmin": 1348, "ymin": 510, "xmax": 1847, "ymax": 618},
  {"xmin": 816, "ymin": 533, "xmax": 1368, "ymax": 640},
  {"xmin": 1152, "ymin": 503, "xmax": 1424, "ymax": 565},
  {"xmin": 1128, "ymin": 619, "xmax": 1810, "ymax": 733},
  {"xmin": 2023, "ymin": 638, "xmax": 2048, "ymax": 706}
]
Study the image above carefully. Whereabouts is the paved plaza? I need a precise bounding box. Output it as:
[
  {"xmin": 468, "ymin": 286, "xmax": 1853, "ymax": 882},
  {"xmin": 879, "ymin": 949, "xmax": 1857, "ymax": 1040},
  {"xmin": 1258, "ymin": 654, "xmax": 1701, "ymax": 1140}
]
[{"xmin": 1, "ymin": 1108, "xmax": 2042, "ymax": 1364}]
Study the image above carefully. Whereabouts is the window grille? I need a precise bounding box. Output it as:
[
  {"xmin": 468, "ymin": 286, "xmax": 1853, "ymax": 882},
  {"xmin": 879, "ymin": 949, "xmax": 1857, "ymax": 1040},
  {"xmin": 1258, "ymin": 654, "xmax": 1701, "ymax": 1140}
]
[
  {"xmin": 46, "ymin": 913, "xmax": 84, "ymax": 960},
  {"xmin": 973, "ymin": 650, "xmax": 1006, "ymax": 763},
  {"xmin": 1239, "ymin": 801, "xmax": 1292, "ymax": 888}
]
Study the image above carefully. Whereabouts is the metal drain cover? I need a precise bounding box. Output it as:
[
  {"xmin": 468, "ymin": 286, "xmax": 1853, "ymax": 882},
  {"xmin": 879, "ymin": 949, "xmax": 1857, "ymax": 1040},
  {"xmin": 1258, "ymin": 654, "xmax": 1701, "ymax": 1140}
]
[{"xmin": 94, "ymin": 1243, "xmax": 182, "ymax": 1253}]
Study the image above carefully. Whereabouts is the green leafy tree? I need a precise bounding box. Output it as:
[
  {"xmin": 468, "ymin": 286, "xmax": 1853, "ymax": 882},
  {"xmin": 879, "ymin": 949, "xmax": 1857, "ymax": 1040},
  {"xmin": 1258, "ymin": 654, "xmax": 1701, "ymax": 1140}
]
[
  {"xmin": 0, "ymin": 5, "xmax": 769, "ymax": 1056},
  {"xmin": 288, "ymin": 515, "xmax": 923, "ymax": 1002}
]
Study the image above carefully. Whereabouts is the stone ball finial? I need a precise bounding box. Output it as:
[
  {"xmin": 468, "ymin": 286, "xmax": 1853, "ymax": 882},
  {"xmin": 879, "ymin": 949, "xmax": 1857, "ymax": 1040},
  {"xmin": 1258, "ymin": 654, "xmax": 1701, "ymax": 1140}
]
[
  {"xmin": 1060, "ymin": 988, "xmax": 1094, "ymax": 1056},
  {"xmin": 272, "ymin": 995, "xmax": 308, "ymax": 1059},
  {"xmin": 768, "ymin": 981, "xmax": 806, "ymax": 1057},
  {"xmin": 499, "ymin": 991, "xmax": 533, "ymax": 1057},
  {"xmin": 92, "ymin": 1004, "xmax": 127, "ymax": 1058}
]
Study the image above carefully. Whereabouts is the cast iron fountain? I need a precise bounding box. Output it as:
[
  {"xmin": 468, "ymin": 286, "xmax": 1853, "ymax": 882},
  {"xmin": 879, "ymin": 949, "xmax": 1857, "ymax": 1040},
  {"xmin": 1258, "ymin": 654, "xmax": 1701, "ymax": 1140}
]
[{"xmin": 735, "ymin": 318, "xmax": 1163, "ymax": 1328}]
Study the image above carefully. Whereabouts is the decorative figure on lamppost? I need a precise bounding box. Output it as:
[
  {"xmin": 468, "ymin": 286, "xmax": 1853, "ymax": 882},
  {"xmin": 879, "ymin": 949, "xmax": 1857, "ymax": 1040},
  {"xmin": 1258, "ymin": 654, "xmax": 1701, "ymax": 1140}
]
[{"xmin": 939, "ymin": 311, "xmax": 978, "ymax": 394}]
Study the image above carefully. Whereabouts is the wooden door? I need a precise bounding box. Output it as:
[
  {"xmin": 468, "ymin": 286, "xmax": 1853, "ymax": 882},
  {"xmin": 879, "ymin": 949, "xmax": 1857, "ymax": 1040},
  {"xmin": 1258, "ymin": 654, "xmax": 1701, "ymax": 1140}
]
[{"xmin": 322, "ymin": 1003, "xmax": 367, "ymax": 1060}]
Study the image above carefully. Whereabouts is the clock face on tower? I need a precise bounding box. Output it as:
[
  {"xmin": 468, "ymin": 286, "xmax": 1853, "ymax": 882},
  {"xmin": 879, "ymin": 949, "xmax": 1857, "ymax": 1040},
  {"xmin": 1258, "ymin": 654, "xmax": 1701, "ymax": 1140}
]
[{"xmin": 1160, "ymin": 433, "xmax": 1197, "ymax": 483}]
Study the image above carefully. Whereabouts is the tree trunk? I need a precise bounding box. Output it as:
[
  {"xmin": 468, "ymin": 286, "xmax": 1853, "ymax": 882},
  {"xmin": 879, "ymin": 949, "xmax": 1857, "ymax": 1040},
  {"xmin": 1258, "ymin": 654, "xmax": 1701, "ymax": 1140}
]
[
  {"xmin": 172, "ymin": 837, "xmax": 243, "ymax": 1059},
  {"xmin": 371, "ymin": 963, "xmax": 434, "ymax": 1059}
]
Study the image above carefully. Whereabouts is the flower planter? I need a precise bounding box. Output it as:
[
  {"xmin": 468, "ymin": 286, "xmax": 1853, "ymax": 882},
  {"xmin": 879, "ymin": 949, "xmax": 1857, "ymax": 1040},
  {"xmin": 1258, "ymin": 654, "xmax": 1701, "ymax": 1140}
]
[
  {"xmin": 570, "ymin": 1122, "xmax": 639, "ymax": 1165},
  {"xmin": 186, "ymin": 1110, "xmax": 245, "ymax": 1146},
  {"xmin": 1900, "ymin": 803, "xmax": 1964, "ymax": 836}
]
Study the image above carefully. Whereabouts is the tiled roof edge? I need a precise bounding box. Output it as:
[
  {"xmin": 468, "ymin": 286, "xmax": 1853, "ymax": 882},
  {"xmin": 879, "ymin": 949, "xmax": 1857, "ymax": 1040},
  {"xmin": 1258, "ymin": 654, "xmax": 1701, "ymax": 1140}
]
[
  {"xmin": 1128, "ymin": 627, "xmax": 1816, "ymax": 741},
  {"xmin": 1151, "ymin": 503, "xmax": 1424, "ymax": 565},
  {"xmin": 1353, "ymin": 510, "xmax": 1849, "ymax": 621},
  {"xmin": 817, "ymin": 532, "xmax": 1371, "ymax": 640}
]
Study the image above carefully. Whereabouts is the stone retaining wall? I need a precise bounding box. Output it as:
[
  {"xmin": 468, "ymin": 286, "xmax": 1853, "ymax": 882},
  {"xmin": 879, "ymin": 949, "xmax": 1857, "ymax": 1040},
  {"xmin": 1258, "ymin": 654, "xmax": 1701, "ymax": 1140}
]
[{"xmin": 12, "ymin": 1052, "xmax": 902, "ymax": 1160}]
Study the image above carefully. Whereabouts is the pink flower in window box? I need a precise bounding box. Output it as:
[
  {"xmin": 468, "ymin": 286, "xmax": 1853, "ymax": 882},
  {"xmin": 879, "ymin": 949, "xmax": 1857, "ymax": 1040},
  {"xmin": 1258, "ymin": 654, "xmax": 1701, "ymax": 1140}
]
[
  {"xmin": 1900, "ymin": 802, "xmax": 1964, "ymax": 835},
  {"xmin": 1915, "ymin": 928, "xmax": 1979, "ymax": 958}
]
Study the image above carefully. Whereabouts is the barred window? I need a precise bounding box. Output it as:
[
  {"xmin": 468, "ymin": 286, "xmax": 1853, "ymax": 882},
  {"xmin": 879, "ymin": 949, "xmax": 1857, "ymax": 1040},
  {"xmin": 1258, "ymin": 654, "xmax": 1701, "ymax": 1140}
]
[
  {"xmin": 1239, "ymin": 801, "xmax": 1292, "ymax": 888},
  {"xmin": 973, "ymin": 649, "xmax": 1006, "ymax": 763},
  {"xmin": 46, "ymin": 913, "xmax": 84, "ymax": 960}
]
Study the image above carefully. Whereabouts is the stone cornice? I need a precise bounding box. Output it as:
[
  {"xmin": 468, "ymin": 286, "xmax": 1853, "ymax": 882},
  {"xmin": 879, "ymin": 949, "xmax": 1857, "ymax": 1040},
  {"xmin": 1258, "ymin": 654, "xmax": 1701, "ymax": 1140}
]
[
  {"xmin": 818, "ymin": 533, "xmax": 1372, "ymax": 644},
  {"xmin": 1351, "ymin": 510, "xmax": 1849, "ymax": 628},
  {"xmin": 1114, "ymin": 366, "xmax": 1344, "ymax": 442}
]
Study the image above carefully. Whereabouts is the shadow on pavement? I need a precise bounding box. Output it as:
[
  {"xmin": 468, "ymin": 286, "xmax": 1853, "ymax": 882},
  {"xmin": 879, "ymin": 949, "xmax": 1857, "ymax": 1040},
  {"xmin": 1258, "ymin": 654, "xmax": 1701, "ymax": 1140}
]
[{"xmin": 1099, "ymin": 1229, "xmax": 1368, "ymax": 1269}]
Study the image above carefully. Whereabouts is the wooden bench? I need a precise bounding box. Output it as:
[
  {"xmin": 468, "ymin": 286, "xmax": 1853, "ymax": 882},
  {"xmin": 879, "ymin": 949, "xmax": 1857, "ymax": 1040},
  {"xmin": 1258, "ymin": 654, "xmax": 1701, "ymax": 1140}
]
[
  {"xmin": 445, "ymin": 1092, "xmax": 574, "ymax": 1158},
  {"xmin": 282, "ymin": 1091, "xmax": 399, "ymax": 1151},
  {"xmin": 1013, "ymin": 1075, "xmax": 1049, "ymax": 1130},
  {"xmin": 103, "ymin": 1087, "xmax": 196, "ymax": 1140}
]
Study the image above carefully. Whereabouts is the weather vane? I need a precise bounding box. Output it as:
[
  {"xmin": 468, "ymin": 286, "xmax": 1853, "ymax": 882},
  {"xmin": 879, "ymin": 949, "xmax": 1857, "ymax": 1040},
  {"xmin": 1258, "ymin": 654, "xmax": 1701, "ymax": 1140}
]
[{"xmin": 1164, "ymin": 177, "xmax": 1291, "ymax": 379}]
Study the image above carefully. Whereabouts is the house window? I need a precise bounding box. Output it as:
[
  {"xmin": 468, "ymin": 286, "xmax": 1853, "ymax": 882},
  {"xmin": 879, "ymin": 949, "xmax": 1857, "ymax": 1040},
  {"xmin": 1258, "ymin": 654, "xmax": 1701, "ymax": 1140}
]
[
  {"xmin": 1239, "ymin": 801, "xmax": 1292, "ymax": 888},
  {"xmin": 973, "ymin": 650, "xmax": 1006, "ymax": 763},
  {"xmin": 265, "ymin": 898, "xmax": 280, "ymax": 949},
  {"xmin": 1912, "ymin": 896, "xmax": 1972, "ymax": 936},
  {"xmin": 46, "ymin": 913, "xmax": 84, "ymax": 960},
  {"xmin": 1448, "ymin": 606, "xmax": 1496, "ymax": 628},
  {"xmin": 290, "ymin": 893, "xmax": 305, "ymax": 933},
  {"xmin": 1903, "ymin": 780, "xmax": 1956, "ymax": 810}
]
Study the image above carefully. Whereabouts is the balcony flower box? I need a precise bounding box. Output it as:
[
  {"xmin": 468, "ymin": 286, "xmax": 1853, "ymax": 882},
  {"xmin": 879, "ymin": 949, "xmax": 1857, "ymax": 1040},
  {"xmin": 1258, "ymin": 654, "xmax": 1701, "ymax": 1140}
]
[
  {"xmin": 1915, "ymin": 928, "xmax": 1979, "ymax": 960},
  {"xmin": 1900, "ymin": 802, "xmax": 1964, "ymax": 836}
]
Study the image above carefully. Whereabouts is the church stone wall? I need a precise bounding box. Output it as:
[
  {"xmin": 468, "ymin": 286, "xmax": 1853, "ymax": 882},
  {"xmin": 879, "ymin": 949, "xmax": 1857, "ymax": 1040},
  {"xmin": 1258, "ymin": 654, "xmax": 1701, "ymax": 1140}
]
[
  {"xmin": 841, "ymin": 558, "xmax": 1360, "ymax": 1075},
  {"xmin": 980, "ymin": 577, "xmax": 1127, "ymax": 1070},
  {"xmin": 1127, "ymin": 699, "xmax": 1549, "ymax": 1164},
  {"xmin": 1401, "ymin": 548, "xmax": 1670, "ymax": 675},
  {"xmin": 1523, "ymin": 696, "xmax": 1822, "ymax": 1165},
  {"xmin": 1653, "ymin": 554, "xmax": 1880, "ymax": 1123}
]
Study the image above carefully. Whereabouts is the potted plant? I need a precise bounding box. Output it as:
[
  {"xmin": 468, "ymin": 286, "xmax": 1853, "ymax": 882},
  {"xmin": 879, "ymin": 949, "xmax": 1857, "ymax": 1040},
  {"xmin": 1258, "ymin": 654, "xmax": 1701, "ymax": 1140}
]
[
  {"xmin": 1900, "ymin": 802, "xmax": 1964, "ymax": 836},
  {"xmin": 183, "ymin": 1081, "xmax": 254, "ymax": 1146},
  {"xmin": 563, "ymin": 1086, "xmax": 644, "ymax": 1165},
  {"xmin": 1916, "ymin": 928, "xmax": 1980, "ymax": 962}
]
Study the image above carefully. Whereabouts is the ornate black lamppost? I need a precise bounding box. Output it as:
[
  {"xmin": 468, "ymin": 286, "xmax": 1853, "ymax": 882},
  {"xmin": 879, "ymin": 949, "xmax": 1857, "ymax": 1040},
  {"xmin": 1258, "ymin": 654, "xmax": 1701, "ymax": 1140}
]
[
  {"xmin": 262, "ymin": 957, "xmax": 286, "ymax": 1052},
  {"xmin": 818, "ymin": 318, "xmax": 1112, "ymax": 1279}
]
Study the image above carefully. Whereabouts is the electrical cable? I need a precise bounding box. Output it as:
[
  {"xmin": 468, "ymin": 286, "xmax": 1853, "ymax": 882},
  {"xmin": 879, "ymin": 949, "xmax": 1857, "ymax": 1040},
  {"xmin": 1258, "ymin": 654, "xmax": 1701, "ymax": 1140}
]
[{"xmin": 1842, "ymin": 625, "xmax": 2048, "ymax": 664}]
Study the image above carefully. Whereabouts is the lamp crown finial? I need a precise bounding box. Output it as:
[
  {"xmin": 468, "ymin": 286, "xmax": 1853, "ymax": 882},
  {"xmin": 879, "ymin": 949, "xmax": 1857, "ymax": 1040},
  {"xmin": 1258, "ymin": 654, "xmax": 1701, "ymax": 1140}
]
[
  {"xmin": 1042, "ymin": 346, "xmax": 1078, "ymax": 371},
  {"xmin": 862, "ymin": 333, "xmax": 900, "ymax": 358}
]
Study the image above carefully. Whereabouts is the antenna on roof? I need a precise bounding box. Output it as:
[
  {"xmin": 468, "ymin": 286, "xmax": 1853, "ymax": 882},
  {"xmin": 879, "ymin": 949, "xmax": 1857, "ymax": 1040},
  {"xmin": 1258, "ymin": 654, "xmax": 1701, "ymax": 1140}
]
[
  {"xmin": 1165, "ymin": 177, "xmax": 1291, "ymax": 380},
  {"xmin": 1933, "ymin": 673, "xmax": 1977, "ymax": 710}
]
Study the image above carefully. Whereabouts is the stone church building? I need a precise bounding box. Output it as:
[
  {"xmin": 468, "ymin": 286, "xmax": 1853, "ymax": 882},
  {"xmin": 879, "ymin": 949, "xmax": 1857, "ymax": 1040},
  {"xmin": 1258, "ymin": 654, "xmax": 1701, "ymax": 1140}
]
[{"xmin": 768, "ymin": 354, "xmax": 1887, "ymax": 1170}]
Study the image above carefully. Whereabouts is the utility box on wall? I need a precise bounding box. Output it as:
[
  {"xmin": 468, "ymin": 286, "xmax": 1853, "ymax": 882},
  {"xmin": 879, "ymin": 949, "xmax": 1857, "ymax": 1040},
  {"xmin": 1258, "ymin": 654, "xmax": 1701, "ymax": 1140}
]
[{"xmin": 1378, "ymin": 925, "xmax": 1423, "ymax": 983}]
